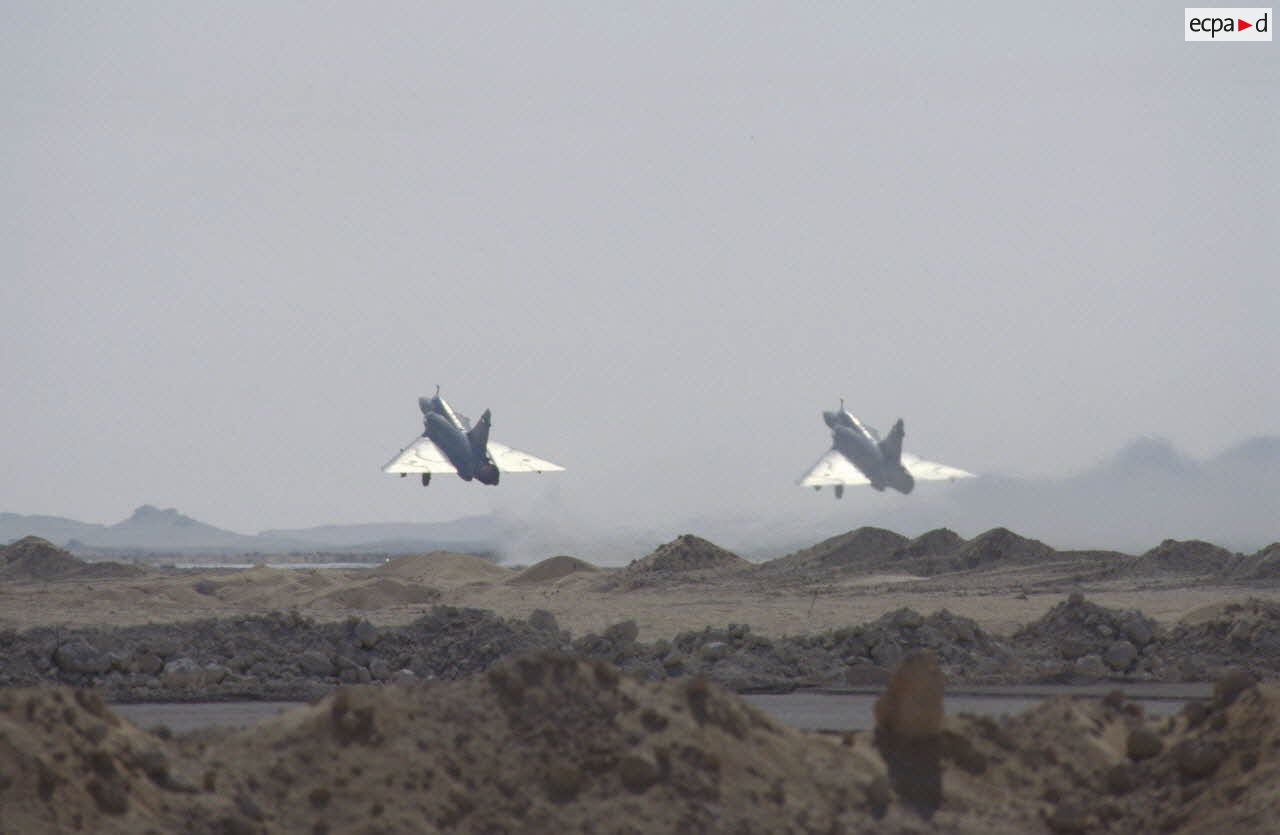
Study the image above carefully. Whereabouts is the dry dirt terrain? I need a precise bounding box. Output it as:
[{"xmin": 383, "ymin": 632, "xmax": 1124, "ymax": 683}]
[
  {"xmin": 3, "ymin": 653, "xmax": 1279, "ymax": 834},
  {"xmin": 2, "ymin": 529, "xmax": 1279, "ymax": 832},
  {"xmin": 2, "ymin": 529, "xmax": 1278, "ymax": 640}
]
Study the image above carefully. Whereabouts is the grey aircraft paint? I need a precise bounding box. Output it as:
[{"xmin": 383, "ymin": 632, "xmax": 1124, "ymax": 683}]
[
  {"xmin": 798, "ymin": 401, "xmax": 975, "ymax": 498},
  {"xmin": 826, "ymin": 406, "xmax": 914, "ymax": 494},
  {"xmin": 383, "ymin": 389, "xmax": 564, "ymax": 486}
]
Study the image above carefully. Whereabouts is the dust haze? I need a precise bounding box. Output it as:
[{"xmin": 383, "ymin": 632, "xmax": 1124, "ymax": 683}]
[{"xmin": 2, "ymin": 4, "xmax": 1276, "ymax": 552}]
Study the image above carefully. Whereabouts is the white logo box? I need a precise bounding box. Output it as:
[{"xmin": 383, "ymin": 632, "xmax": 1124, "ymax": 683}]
[{"xmin": 1185, "ymin": 8, "xmax": 1272, "ymax": 40}]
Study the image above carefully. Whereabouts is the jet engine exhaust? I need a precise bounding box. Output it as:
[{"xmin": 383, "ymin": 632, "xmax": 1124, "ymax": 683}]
[{"xmin": 475, "ymin": 462, "xmax": 500, "ymax": 486}]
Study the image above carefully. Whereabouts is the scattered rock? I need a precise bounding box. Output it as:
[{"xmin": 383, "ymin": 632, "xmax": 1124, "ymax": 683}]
[
  {"xmin": 53, "ymin": 640, "xmax": 111, "ymax": 675},
  {"xmin": 160, "ymin": 658, "xmax": 205, "ymax": 688},
  {"xmin": 297, "ymin": 650, "xmax": 334, "ymax": 677},
  {"xmin": 352, "ymin": 619, "xmax": 379, "ymax": 649},
  {"xmin": 527, "ymin": 609, "xmax": 559, "ymax": 634},
  {"xmin": 603, "ymin": 620, "xmax": 639, "ymax": 646},
  {"xmin": 1104, "ymin": 641, "xmax": 1138, "ymax": 671}
]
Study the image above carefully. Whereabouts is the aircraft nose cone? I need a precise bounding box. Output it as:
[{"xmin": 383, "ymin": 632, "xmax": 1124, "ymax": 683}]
[{"xmin": 823, "ymin": 411, "xmax": 838, "ymax": 428}]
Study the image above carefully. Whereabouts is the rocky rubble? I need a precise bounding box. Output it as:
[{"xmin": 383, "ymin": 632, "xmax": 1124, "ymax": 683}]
[
  {"xmin": 1012, "ymin": 594, "xmax": 1280, "ymax": 684},
  {"xmin": 0, "ymin": 607, "xmax": 564, "ymax": 701},
  {"xmin": 619, "ymin": 607, "xmax": 1020, "ymax": 690},
  {"xmin": 3, "ymin": 594, "xmax": 1280, "ymax": 701},
  {"xmin": 1154, "ymin": 599, "xmax": 1280, "ymax": 681},
  {"xmin": 1013, "ymin": 592, "xmax": 1162, "ymax": 680}
]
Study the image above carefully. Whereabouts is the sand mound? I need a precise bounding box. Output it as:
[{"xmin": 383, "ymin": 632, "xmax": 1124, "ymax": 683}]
[
  {"xmin": 762, "ymin": 527, "xmax": 1057, "ymax": 579},
  {"xmin": 899, "ymin": 528, "xmax": 966, "ymax": 558},
  {"xmin": 314, "ymin": 577, "xmax": 440, "ymax": 609},
  {"xmin": 0, "ymin": 687, "xmax": 230, "ymax": 833},
  {"xmin": 1129, "ymin": 538, "xmax": 1236, "ymax": 576},
  {"xmin": 629, "ymin": 534, "xmax": 749, "ymax": 574},
  {"xmin": 771, "ymin": 527, "xmax": 909, "ymax": 573},
  {"xmin": 0, "ymin": 536, "xmax": 89, "ymax": 581},
  {"xmin": 195, "ymin": 654, "xmax": 885, "ymax": 833},
  {"xmin": 1084, "ymin": 676, "xmax": 1280, "ymax": 833},
  {"xmin": 1226, "ymin": 543, "xmax": 1280, "ymax": 581},
  {"xmin": 373, "ymin": 551, "xmax": 511, "ymax": 585},
  {"xmin": 880, "ymin": 525, "xmax": 1059, "ymax": 576},
  {"xmin": 509, "ymin": 555, "xmax": 598, "ymax": 585},
  {"xmin": 8, "ymin": 657, "xmax": 1280, "ymax": 833},
  {"xmin": 945, "ymin": 527, "xmax": 1055, "ymax": 571}
]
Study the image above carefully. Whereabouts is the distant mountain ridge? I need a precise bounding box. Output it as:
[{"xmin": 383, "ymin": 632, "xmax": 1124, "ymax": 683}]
[
  {"xmin": 865, "ymin": 434, "xmax": 1280, "ymax": 553},
  {"xmin": 3, "ymin": 434, "xmax": 1276, "ymax": 558},
  {"xmin": 0, "ymin": 506, "xmax": 501, "ymax": 555}
]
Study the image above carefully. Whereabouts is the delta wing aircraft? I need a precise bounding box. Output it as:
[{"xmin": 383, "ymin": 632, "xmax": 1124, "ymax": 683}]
[
  {"xmin": 798, "ymin": 400, "xmax": 974, "ymax": 498},
  {"xmin": 383, "ymin": 388, "xmax": 563, "ymax": 486}
]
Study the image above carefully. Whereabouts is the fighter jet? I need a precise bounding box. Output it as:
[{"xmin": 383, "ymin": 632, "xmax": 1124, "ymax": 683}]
[
  {"xmin": 798, "ymin": 400, "xmax": 974, "ymax": 498},
  {"xmin": 383, "ymin": 388, "xmax": 564, "ymax": 486}
]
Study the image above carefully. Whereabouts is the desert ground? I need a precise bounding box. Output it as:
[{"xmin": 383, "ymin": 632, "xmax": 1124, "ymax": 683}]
[{"xmin": 2, "ymin": 527, "xmax": 1279, "ymax": 832}]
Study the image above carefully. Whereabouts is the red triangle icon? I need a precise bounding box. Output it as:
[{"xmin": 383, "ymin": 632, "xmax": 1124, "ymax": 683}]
[{"xmin": 1239, "ymin": 19, "xmax": 1253, "ymax": 30}]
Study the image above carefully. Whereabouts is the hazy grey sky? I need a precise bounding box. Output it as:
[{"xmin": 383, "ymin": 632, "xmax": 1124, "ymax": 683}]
[{"xmin": 3, "ymin": 3, "xmax": 1276, "ymax": 535}]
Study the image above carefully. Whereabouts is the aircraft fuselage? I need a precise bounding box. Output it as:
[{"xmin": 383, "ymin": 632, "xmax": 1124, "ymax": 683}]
[
  {"xmin": 824, "ymin": 408, "xmax": 915, "ymax": 494},
  {"xmin": 419, "ymin": 394, "xmax": 498, "ymax": 485}
]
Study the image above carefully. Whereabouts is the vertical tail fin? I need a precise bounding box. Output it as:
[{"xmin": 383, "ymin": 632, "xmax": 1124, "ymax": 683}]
[
  {"xmin": 879, "ymin": 418, "xmax": 905, "ymax": 463},
  {"xmin": 467, "ymin": 409, "xmax": 492, "ymax": 452}
]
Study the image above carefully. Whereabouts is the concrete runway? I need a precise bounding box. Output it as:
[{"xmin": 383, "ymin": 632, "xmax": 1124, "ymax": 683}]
[{"xmin": 112, "ymin": 682, "xmax": 1209, "ymax": 734}]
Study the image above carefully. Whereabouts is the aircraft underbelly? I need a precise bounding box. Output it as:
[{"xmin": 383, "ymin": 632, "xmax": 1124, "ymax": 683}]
[
  {"xmin": 427, "ymin": 418, "xmax": 475, "ymax": 480},
  {"xmin": 834, "ymin": 432, "xmax": 882, "ymax": 482}
]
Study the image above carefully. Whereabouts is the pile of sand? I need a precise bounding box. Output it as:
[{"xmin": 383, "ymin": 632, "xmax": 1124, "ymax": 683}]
[
  {"xmin": 760, "ymin": 527, "xmax": 1060, "ymax": 580},
  {"xmin": 1126, "ymin": 539, "xmax": 1237, "ymax": 577},
  {"xmin": 765, "ymin": 527, "xmax": 909, "ymax": 574},
  {"xmin": 508, "ymin": 555, "xmax": 598, "ymax": 585},
  {"xmin": 7, "ymin": 654, "xmax": 1280, "ymax": 833},
  {"xmin": 0, "ymin": 536, "xmax": 83, "ymax": 580},
  {"xmin": 0, "ymin": 536, "xmax": 141, "ymax": 582},
  {"xmin": 895, "ymin": 528, "xmax": 966, "ymax": 559},
  {"xmin": 630, "ymin": 535, "xmax": 749, "ymax": 574},
  {"xmin": 0, "ymin": 655, "xmax": 889, "ymax": 833},
  {"xmin": 0, "ymin": 687, "xmax": 232, "ymax": 834},
  {"xmin": 599, "ymin": 535, "xmax": 749, "ymax": 591},
  {"xmin": 917, "ymin": 527, "xmax": 1056, "ymax": 575},
  {"xmin": 1226, "ymin": 543, "xmax": 1280, "ymax": 582},
  {"xmin": 372, "ymin": 551, "xmax": 511, "ymax": 586}
]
